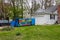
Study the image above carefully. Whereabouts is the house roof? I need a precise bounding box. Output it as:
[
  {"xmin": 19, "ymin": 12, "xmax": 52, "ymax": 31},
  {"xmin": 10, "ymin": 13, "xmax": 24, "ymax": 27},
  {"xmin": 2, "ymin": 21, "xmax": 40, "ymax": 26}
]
[
  {"xmin": 45, "ymin": 5, "xmax": 57, "ymax": 13},
  {"xmin": 35, "ymin": 5, "xmax": 57, "ymax": 14}
]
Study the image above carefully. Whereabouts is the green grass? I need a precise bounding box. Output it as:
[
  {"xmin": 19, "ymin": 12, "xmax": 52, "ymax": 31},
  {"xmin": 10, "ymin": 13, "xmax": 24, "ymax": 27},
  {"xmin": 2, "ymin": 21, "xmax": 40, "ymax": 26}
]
[{"xmin": 0, "ymin": 25, "xmax": 60, "ymax": 40}]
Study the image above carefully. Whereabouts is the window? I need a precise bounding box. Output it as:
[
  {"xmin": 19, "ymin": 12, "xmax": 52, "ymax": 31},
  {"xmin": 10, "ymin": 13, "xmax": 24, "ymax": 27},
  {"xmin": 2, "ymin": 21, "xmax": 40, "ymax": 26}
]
[{"xmin": 50, "ymin": 14, "xmax": 55, "ymax": 19}]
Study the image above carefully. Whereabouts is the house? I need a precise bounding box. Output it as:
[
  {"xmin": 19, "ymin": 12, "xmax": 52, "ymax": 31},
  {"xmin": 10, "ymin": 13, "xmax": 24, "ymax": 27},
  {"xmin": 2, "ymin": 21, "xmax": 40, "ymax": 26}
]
[
  {"xmin": 32, "ymin": 6, "xmax": 58, "ymax": 25},
  {"xmin": 57, "ymin": 4, "xmax": 60, "ymax": 24},
  {"xmin": 23, "ymin": 0, "xmax": 58, "ymax": 25}
]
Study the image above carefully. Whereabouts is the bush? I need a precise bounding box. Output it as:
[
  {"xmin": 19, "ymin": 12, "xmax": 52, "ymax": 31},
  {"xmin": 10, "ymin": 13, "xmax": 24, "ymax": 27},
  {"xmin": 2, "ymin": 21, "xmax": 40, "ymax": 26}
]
[{"xmin": 16, "ymin": 32, "xmax": 21, "ymax": 36}]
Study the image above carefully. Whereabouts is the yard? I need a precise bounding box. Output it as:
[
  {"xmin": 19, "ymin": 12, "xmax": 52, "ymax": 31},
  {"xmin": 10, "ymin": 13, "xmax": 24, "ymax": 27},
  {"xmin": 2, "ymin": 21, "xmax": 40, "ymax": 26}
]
[{"xmin": 0, "ymin": 25, "xmax": 60, "ymax": 40}]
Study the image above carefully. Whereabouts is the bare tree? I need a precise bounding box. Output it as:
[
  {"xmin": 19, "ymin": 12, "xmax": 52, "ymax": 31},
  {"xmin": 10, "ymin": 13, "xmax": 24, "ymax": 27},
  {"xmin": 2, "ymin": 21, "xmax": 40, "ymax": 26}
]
[{"xmin": 31, "ymin": 0, "xmax": 40, "ymax": 16}]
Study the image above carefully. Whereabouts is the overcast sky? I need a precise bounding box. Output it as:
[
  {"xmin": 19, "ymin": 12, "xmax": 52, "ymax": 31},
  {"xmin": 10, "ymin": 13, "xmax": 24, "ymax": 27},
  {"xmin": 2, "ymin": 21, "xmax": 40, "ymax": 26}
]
[
  {"xmin": 4, "ymin": 0, "xmax": 57, "ymax": 8},
  {"xmin": 28, "ymin": 0, "xmax": 41, "ymax": 8}
]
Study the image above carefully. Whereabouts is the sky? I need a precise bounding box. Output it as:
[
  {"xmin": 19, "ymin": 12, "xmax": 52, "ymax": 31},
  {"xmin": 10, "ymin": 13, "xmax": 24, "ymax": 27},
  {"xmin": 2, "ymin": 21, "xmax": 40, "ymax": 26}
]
[
  {"xmin": 4, "ymin": 0, "xmax": 57, "ymax": 8},
  {"xmin": 28, "ymin": 0, "xmax": 40, "ymax": 8}
]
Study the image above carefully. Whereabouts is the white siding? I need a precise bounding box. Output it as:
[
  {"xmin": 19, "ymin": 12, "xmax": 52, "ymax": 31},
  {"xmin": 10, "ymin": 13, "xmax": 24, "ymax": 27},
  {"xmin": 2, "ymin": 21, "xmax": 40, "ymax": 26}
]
[{"xmin": 32, "ymin": 14, "xmax": 57, "ymax": 25}]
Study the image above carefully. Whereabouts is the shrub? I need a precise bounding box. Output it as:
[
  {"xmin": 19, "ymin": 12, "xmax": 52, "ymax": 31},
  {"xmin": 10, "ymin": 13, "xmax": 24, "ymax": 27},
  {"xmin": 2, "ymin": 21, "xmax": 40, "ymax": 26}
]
[{"xmin": 16, "ymin": 32, "xmax": 21, "ymax": 36}]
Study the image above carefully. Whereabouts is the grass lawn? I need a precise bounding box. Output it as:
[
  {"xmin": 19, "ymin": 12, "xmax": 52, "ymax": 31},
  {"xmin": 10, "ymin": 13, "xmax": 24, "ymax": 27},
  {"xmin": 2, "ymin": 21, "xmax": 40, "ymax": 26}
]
[{"xmin": 0, "ymin": 25, "xmax": 60, "ymax": 40}]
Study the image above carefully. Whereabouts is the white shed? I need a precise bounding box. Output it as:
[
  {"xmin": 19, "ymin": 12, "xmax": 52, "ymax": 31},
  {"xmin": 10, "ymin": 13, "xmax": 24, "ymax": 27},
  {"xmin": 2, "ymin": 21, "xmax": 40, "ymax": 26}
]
[{"xmin": 32, "ymin": 6, "xmax": 58, "ymax": 25}]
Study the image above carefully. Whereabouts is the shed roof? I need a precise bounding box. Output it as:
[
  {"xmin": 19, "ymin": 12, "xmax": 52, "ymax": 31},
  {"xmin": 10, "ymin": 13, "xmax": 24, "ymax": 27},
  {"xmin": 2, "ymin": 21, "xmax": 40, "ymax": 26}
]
[
  {"xmin": 45, "ymin": 5, "xmax": 57, "ymax": 13},
  {"xmin": 35, "ymin": 5, "xmax": 57, "ymax": 14}
]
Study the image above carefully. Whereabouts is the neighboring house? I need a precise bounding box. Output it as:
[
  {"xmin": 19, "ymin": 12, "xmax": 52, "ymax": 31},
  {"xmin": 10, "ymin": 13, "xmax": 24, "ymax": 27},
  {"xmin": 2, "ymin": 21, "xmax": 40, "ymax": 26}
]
[
  {"xmin": 57, "ymin": 4, "xmax": 60, "ymax": 24},
  {"xmin": 32, "ymin": 6, "xmax": 58, "ymax": 25}
]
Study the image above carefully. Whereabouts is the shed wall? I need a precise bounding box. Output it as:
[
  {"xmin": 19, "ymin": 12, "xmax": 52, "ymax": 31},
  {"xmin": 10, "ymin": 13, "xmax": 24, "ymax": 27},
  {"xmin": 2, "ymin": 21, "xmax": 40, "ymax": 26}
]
[{"xmin": 32, "ymin": 14, "xmax": 57, "ymax": 25}]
